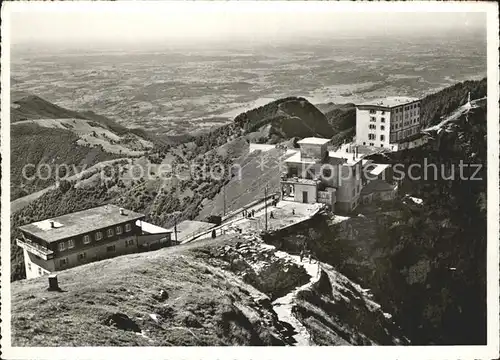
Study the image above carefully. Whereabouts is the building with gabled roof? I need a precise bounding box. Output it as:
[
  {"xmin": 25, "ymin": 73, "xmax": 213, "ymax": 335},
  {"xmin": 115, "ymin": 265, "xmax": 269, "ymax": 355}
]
[{"xmin": 17, "ymin": 204, "xmax": 173, "ymax": 279}]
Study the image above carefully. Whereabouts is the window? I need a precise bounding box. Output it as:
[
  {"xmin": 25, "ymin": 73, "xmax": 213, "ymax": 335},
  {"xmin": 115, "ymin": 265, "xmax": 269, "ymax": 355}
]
[
  {"xmin": 370, "ymin": 117, "xmax": 376, "ymax": 122},
  {"xmin": 38, "ymin": 267, "xmax": 42, "ymax": 276},
  {"xmin": 107, "ymin": 228, "xmax": 114, "ymax": 238},
  {"xmin": 381, "ymin": 111, "xmax": 385, "ymax": 115},
  {"xmin": 125, "ymin": 223, "xmax": 132, "ymax": 232},
  {"xmin": 352, "ymin": 189, "xmax": 355, "ymax": 197},
  {"xmin": 78, "ymin": 252, "xmax": 86, "ymax": 261},
  {"xmin": 381, "ymin": 117, "xmax": 385, "ymax": 123},
  {"xmin": 95, "ymin": 231, "xmax": 103, "ymax": 241},
  {"xmin": 369, "ymin": 109, "xmax": 376, "ymax": 114},
  {"xmin": 60, "ymin": 258, "xmax": 68, "ymax": 267},
  {"xmin": 368, "ymin": 133, "xmax": 376, "ymax": 140},
  {"xmin": 58, "ymin": 242, "xmax": 66, "ymax": 251},
  {"xmin": 322, "ymin": 168, "xmax": 332, "ymax": 178},
  {"xmin": 369, "ymin": 124, "xmax": 376, "ymax": 130},
  {"xmin": 380, "ymin": 135, "xmax": 385, "ymax": 141},
  {"xmin": 28, "ymin": 263, "xmax": 32, "ymax": 271},
  {"xmin": 116, "ymin": 226, "xmax": 123, "ymax": 235},
  {"xmin": 380, "ymin": 125, "xmax": 385, "ymax": 131},
  {"xmin": 125, "ymin": 239, "xmax": 135, "ymax": 247},
  {"xmin": 83, "ymin": 235, "xmax": 91, "ymax": 244},
  {"xmin": 363, "ymin": 142, "xmax": 366, "ymax": 145},
  {"xmin": 68, "ymin": 239, "xmax": 75, "ymax": 249},
  {"xmin": 106, "ymin": 245, "xmax": 116, "ymax": 253}
]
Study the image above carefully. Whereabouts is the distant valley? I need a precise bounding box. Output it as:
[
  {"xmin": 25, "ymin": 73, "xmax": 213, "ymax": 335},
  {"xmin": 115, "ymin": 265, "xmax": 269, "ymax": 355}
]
[{"xmin": 11, "ymin": 34, "xmax": 486, "ymax": 136}]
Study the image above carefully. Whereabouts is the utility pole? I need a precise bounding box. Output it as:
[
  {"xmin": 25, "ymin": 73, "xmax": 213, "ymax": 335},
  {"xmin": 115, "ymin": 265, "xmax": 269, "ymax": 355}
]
[
  {"xmin": 264, "ymin": 186, "xmax": 268, "ymax": 232},
  {"xmin": 174, "ymin": 218, "xmax": 178, "ymax": 243},
  {"xmin": 223, "ymin": 184, "xmax": 226, "ymax": 217}
]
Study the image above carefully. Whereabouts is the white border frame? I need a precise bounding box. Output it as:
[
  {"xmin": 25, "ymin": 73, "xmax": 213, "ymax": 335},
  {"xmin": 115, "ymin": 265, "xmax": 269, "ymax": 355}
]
[{"xmin": 1, "ymin": 1, "xmax": 499, "ymax": 359}]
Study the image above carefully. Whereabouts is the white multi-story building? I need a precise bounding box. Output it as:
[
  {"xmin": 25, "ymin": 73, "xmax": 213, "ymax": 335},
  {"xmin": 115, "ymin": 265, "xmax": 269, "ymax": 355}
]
[
  {"xmin": 355, "ymin": 96, "xmax": 426, "ymax": 151},
  {"xmin": 280, "ymin": 137, "xmax": 364, "ymax": 213}
]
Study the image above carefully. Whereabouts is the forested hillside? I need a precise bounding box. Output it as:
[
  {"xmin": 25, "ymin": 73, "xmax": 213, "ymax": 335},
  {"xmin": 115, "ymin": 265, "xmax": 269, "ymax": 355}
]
[
  {"xmin": 420, "ymin": 77, "xmax": 487, "ymax": 126},
  {"xmin": 234, "ymin": 97, "xmax": 335, "ymax": 142},
  {"xmin": 11, "ymin": 123, "xmax": 121, "ymax": 199},
  {"xmin": 366, "ymin": 103, "xmax": 487, "ymax": 344},
  {"xmin": 264, "ymin": 102, "xmax": 487, "ymax": 346}
]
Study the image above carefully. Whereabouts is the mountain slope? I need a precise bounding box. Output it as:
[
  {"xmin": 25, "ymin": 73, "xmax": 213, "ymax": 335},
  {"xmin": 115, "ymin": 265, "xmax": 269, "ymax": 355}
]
[
  {"xmin": 11, "ymin": 233, "xmax": 405, "ymax": 346},
  {"xmin": 10, "ymin": 93, "xmax": 157, "ymax": 200},
  {"xmin": 234, "ymin": 97, "xmax": 335, "ymax": 143}
]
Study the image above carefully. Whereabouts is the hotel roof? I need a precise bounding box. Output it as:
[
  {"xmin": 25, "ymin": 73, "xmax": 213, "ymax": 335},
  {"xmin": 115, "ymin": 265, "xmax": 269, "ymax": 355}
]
[
  {"xmin": 19, "ymin": 204, "xmax": 145, "ymax": 243},
  {"xmin": 328, "ymin": 150, "xmax": 362, "ymax": 166},
  {"xmin": 283, "ymin": 151, "xmax": 317, "ymax": 164},
  {"xmin": 361, "ymin": 179, "xmax": 397, "ymax": 195},
  {"xmin": 297, "ymin": 137, "xmax": 331, "ymax": 145},
  {"xmin": 357, "ymin": 96, "xmax": 420, "ymax": 108}
]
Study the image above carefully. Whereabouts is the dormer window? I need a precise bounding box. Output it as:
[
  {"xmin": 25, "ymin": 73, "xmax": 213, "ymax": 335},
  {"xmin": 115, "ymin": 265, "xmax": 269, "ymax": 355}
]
[
  {"xmin": 125, "ymin": 223, "xmax": 132, "ymax": 232},
  {"xmin": 68, "ymin": 239, "xmax": 75, "ymax": 249},
  {"xmin": 58, "ymin": 242, "xmax": 66, "ymax": 252},
  {"xmin": 83, "ymin": 235, "xmax": 91, "ymax": 244},
  {"xmin": 95, "ymin": 231, "xmax": 103, "ymax": 241},
  {"xmin": 116, "ymin": 226, "xmax": 123, "ymax": 235},
  {"xmin": 107, "ymin": 228, "xmax": 114, "ymax": 238}
]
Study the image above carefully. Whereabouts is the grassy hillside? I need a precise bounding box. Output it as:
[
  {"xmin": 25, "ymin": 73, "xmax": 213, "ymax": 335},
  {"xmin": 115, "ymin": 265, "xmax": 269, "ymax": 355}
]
[
  {"xmin": 11, "ymin": 231, "xmax": 406, "ymax": 346},
  {"xmin": 11, "ymin": 236, "xmax": 292, "ymax": 346},
  {"xmin": 11, "ymin": 91, "xmax": 128, "ymax": 133},
  {"xmin": 10, "ymin": 92, "xmax": 161, "ymax": 199},
  {"xmin": 11, "ymin": 123, "xmax": 121, "ymax": 200}
]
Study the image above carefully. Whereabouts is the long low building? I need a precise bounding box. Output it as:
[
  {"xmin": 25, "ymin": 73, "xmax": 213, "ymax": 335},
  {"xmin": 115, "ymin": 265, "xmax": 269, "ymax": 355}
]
[{"xmin": 17, "ymin": 204, "xmax": 173, "ymax": 279}]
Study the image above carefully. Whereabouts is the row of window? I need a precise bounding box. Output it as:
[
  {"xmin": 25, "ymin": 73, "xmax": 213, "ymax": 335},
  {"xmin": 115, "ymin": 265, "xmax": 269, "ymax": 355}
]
[
  {"xmin": 369, "ymin": 117, "xmax": 386, "ymax": 123},
  {"xmin": 369, "ymin": 110, "xmax": 387, "ymax": 115},
  {"xmin": 391, "ymin": 118, "xmax": 419, "ymax": 130},
  {"xmin": 390, "ymin": 127, "xmax": 419, "ymax": 142},
  {"xmin": 27, "ymin": 262, "xmax": 49, "ymax": 276},
  {"xmin": 363, "ymin": 142, "xmax": 385, "ymax": 148},
  {"xmin": 393, "ymin": 112, "xmax": 419, "ymax": 122},
  {"xmin": 368, "ymin": 134, "xmax": 385, "ymax": 141},
  {"xmin": 58, "ymin": 223, "xmax": 133, "ymax": 251},
  {"xmin": 394, "ymin": 103, "xmax": 420, "ymax": 113},
  {"xmin": 59, "ymin": 239, "xmax": 136, "ymax": 267},
  {"xmin": 369, "ymin": 124, "xmax": 385, "ymax": 131}
]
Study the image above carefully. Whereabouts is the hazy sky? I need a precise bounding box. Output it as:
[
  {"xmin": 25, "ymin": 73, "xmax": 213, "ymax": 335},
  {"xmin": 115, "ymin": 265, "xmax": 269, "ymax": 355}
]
[{"xmin": 9, "ymin": 2, "xmax": 487, "ymax": 47}]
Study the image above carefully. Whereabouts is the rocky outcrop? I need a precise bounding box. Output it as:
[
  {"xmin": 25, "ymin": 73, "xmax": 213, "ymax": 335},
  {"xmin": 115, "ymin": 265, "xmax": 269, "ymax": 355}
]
[
  {"xmin": 292, "ymin": 267, "xmax": 409, "ymax": 345},
  {"xmin": 208, "ymin": 238, "xmax": 310, "ymax": 300}
]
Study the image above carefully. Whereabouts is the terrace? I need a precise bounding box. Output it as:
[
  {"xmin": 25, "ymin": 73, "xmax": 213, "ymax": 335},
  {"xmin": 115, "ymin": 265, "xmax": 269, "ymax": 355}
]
[{"xmin": 16, "ymin": 238, "xmax": 54, "ymax": 260}]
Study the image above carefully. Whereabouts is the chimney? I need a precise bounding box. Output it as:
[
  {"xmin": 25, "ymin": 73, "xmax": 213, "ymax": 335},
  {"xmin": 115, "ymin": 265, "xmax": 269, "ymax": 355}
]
[
  {"xmin": 50, "ymin": 221, "xmax": 55, "ymax": 228},
  {"xmin": 119, "ymin": 208, "xmax": 125, "ymax": 216}
]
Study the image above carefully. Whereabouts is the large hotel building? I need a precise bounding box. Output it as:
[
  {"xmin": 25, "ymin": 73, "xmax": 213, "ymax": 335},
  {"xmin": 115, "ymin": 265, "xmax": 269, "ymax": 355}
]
[{"xmin": 355, "ymin": 96, "xmax": 427, "ymax": 151}]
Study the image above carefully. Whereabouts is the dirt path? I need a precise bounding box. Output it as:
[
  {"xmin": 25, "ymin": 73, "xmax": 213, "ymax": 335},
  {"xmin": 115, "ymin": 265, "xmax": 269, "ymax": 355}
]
[{"xmin": 271, "ymin": 249, "xmax": 321, "ymax": 346}]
